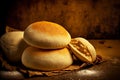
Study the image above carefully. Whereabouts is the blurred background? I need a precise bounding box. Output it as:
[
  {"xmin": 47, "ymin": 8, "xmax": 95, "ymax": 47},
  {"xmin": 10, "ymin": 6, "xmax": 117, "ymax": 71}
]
[{"xmin": 0, "ymin": 0, "xmax": 120, "ymax": 39}]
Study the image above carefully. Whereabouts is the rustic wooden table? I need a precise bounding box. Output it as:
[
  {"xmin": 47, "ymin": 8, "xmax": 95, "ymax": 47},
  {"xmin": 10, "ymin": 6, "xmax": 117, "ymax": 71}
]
[{"xmin": 1, "ymin": 40, "xmax": 120, "ymax": 80}]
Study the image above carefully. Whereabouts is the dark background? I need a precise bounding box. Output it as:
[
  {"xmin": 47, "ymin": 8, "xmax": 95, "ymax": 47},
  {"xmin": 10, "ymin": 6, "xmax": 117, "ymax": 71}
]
[{"xmin": 0, "ymin": 0, "xmax": 120, "ymax": 39}]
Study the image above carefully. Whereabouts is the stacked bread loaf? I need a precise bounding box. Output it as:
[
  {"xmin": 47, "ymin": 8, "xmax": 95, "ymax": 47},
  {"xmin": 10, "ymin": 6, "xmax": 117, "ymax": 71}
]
[
  {"xmin": 0, "ymin": 21, "xmax": 97, "ymax": 71},
  {"xmin": 22, "ymin": 21, "xmax": 73, "ymax": 71}
]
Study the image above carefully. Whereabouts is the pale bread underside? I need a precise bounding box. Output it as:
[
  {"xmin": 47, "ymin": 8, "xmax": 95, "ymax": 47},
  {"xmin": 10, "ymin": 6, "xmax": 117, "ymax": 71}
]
[{"xmin": 22, "ymin": 47, "xmax": 73, "ymax": 71}]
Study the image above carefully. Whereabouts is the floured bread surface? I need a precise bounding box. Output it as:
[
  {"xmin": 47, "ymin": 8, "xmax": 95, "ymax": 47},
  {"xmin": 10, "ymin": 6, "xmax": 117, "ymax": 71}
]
[
  {"xmin": 24, "ymin": 21, "xmax": 71, "ymax": 49},
  {"xmin": 21, "ymin": 47, "xmax": 73, "ymax": 71}
]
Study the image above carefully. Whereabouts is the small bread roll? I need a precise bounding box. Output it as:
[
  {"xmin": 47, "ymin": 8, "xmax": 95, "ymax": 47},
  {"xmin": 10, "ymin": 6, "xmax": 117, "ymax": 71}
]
[
  {"xmin": 69, "ymin": 37, "xmax": 96, "ymax": 63},
  {"xmin": 24, "ymin": 21, "xmax": 71, "ymax": 49},
  {"xmin": 22, "ymin": 47, "xmax": 73, "ymax": 71},
  {"xmin": 0, "ymin": 31, "xmax": 28, "ymax": 63}
]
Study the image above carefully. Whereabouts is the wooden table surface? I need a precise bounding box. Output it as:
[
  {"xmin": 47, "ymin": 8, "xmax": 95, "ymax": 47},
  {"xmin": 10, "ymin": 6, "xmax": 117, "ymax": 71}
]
[{"xmin": 1, "ymin": 40, "xmax": 120, "ymax": 80}]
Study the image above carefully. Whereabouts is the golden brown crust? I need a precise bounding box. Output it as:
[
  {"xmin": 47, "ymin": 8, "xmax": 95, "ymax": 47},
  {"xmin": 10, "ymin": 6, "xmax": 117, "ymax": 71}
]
[
  {"xmin": 30, "ymin": 21, "xmax": 69, "ymax": 37},
  {"xmin": 24, "ymin": 21, "xmax": 71, "ymax": 49}
]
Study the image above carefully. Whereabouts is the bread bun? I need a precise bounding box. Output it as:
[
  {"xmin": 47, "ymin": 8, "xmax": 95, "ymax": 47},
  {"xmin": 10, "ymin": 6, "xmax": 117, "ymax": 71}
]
[
  {"xmin": 0, "ymin": 31, "xmax": 28, "ymax": 63},
  {"xmin": 69, "ymin": 37, "xmax": 96, "ymax": 63},
  {"xmin": 24, "ymin": 21, "xmax": 71, "ymax": 49},
  {"xmin": 21, "ymin": 47, "xmax": 73, "ymax": 71}
]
